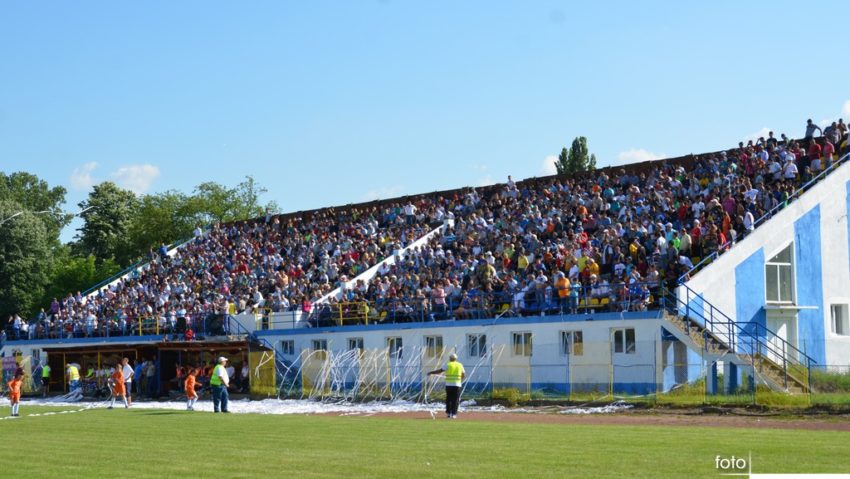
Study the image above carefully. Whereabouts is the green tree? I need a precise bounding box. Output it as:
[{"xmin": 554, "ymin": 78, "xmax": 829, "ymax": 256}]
[
  {"xmin": 0, "ymin": 172, "xmax": 69, "ymax": 240},
  {"xmin": 187, "ymin": 175, "xmax": 278, "ymax": 225},
  {"xmin": 554, "ymin": 137, "xmax": 597, "ymax": 175},
  {"xmin": 0, "ymin": 201, "xmax": 54, "ymax": 317},
  {"xmin": 42, "ymin": 248, "xmax": 121, "ymax": 304},
  {"xmin": 126, "ymin": 191, "xmax": 195, "ymax": 256},
  {"xmin": 75, "ymin": 182, "xmax": 139, "ymax": 265}
]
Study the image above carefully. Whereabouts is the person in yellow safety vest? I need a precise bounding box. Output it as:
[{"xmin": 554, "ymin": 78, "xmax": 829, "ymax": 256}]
[
  {"xmin": 210, "ymin": 356, "xmax": 231, "ymax": 413},
  {"xmin": 41, "ymin": 362, "xmax": 51, "ymax": 397},
  {"xmin": 66, "ymin": 363, "xmax": 81, "ymax": 393},
  {"xmin": 427, "ymin": 353, "xmax": 466, "ymax": 419}
]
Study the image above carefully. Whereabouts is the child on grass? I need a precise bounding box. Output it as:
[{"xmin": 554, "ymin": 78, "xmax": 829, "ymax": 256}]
[
  {"xmin": 185, "ymin": 368, "xmax": 199, "ymax": 411},
  {"xmin": 108, "ymin": 364, "xmax": 128, "ymax": 409},
  {"xmin": 7, "ymin": 373, "xmax": 23, "ymax": 417}
]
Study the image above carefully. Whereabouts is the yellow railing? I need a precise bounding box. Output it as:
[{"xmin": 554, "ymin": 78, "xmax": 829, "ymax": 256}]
[
  {"xmin": 138, "ymin": 317, "xmax": 160, "ymax": 336},
  {"xmin": 335, "ymin": 302, "xmax": 369, "ymax": 326}
]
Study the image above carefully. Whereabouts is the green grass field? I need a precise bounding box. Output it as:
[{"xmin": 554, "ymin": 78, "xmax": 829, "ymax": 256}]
[{"xmin": 1, "ymin": 406, "xmax": 847, "ymax": 478}]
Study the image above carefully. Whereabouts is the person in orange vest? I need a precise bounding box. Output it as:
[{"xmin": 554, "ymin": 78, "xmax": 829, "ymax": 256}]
[
  {"xmin": 7, "ymin": 372, "xmax": 23, "ymax": 417},
  {"xmin": 184, "ymin": 368, "xmax": 199, "ymax": 411},
  {"xmin": 108, "ymin": 364, "xmax": 128, "ymax": 409}
]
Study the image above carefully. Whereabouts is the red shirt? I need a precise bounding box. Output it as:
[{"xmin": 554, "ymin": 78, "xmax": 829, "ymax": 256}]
[
  {"xmin": 823, "ymin": 142, "xmax": 835, "ymax": 158},
  {"xmin": 808, "ymin": 143, "xmax": 822, "ymax": 159}
]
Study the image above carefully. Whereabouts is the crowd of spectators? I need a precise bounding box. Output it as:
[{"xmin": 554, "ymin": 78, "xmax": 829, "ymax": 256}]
[
  {"xmin": 317, "ymin": 121, "xmax": 850, "ymax": 324},
  {"xmin": 7, "ymin": 206, "xmax": 434, "ymax": 340},
  {"xmin": 5, "ymin": 119, "xmax": 849, "ymax": 340}
]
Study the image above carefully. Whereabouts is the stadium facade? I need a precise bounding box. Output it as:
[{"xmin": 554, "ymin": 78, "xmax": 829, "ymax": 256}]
[{"xmin": 3, "ymin": 150, "xmax": 850, "ymax": 400}]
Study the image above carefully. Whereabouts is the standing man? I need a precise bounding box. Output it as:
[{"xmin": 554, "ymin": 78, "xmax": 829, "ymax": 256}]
[
  {"xmin": 427, "ymin": 353, "xmax": 466, "ymax": 419},
  {"xmin": 66, "ymin": 363, "xmax": 81, "ymax": 393},
  {"xmin": 41, "ymin": 361, "xmax": 51, "ymax": 397},
  {"xmin": 210, "ymin": 356, "xmax": 230, "ymax": 413},
  {"xmin": 121, "ymin": 358, "xmax": 134, "ymax": 406}
]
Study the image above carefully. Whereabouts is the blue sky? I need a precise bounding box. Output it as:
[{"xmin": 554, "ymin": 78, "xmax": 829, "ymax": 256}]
[{"xmin": 2, "ymin": 1, "xmax": 849, "ymax": 242}]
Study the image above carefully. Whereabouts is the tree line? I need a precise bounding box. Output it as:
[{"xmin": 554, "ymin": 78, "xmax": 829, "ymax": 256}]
[{"xmin": 0, "ymin": 173, "xmax": 277, "ymax": 318}]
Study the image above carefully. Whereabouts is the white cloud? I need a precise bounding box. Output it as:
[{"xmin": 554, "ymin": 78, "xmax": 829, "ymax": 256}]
[
  {"xmin": 477, "ymin": 175, "xmax": 496, "ymax": 187},
  {"xmin": 69, "ymin": 162, "xmax": 99, "ymax": 191},
  {"xmin": 743, "ymin": 127, "xmax": 772, "ymax": 144},
  {"xmin": 541, "ymin": 155, "xmax": 558, "ymax": 176},
  {"xmin": 843, "ymin": 100, "xmax": 850, "ymax": 117},
  {"xmin": 362, "ymin": 186, "xmax": 403, "ymax": 201},
  {"xmin": 110, "ymin": 164, "xmax": 160, "ymax": 194},
  {"xmin": 613, "ymin": 149, "xmax": 666, "ymax": 167}
]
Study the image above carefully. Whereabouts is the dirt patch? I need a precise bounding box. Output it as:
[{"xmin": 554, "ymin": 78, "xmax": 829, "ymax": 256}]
[{"xmin": 343, "ymin": 409, "xmax": 850, "ymax": 432}]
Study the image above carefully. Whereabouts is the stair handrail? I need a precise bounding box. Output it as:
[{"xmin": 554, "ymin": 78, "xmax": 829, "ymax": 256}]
[
  {"xmin": 665, "ymin": 289, "xmax": 805, "ymax": 387},
  {"xmin": 679, "ymin": 152, "xmax": 850, "ymax": 283},
  {"xmin": 676, "ymin": 283, "xmax": 815, "ymax": 366}
]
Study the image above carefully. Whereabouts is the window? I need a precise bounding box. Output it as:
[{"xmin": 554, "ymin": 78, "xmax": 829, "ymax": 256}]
[
  {"xmin": 613, "ymin": 328, "xmax": 635, "ymax": 354},
  {"xmin": 387, "ymin": 337, "xmax": 403, "ymax": 359},
  {"xmin": 467, "ymin": 334, "xmax": 487, "ymax": 358},
  {"xmin": 312, "ymin": 339, "xmax": 328, "ymax": 359},
  {"xmin": 424, "ymin": 335, "xmax": 444, "ymax": 358},
  {"xmin": 831, "ymin": 305, "xmax": 849, "ymax": 336},
  {"xmin": 560, "ymin": 330, "xmax": 584, "ymax": 356},
  {"xmin": 348, "ymin": 337, "xmax": 364, "ymax": 351},
  {"xmin": 765, "ymin": 244, "xmax": 794, "ymax": 304},
  {"xmin": 280, "ymin": 340, "xmax": 294, "ymax": 356},
  {"xmin": 512, "ymin": 332, "xmax": 532, "ymax": 357}
]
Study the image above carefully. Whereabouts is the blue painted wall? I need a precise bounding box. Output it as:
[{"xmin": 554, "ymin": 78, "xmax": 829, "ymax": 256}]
[
  {"xmin": 735, "ymin": 248, "xmax": 767, "ymax": 344},
  {"xmin": 735, "ymin": 248, "xmax": 766, "ymax": 352},
  {"xmin": 794, "ymin": 206, "xmax": 826, "ymax": 365}
]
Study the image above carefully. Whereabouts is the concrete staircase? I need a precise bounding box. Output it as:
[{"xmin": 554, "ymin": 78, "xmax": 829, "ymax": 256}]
[{"xmin": 663, "ymin": 288, "xmax": 812, "ymax": 394}]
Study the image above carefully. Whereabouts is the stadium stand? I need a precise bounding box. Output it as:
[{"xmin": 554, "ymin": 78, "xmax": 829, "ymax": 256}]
[{"xmin": 6, "ymin": 124, "xmax": 848, "ymax": 340}]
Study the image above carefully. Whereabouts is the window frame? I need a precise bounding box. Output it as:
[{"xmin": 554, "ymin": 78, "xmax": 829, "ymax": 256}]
[
  {"xmin": 560, "ymin": 330, "xmax": 584, "ymax": 356},
  {"xmin": 311, "ymin": 339, "xmax": 328, "ymax": 360},
  {"xmin": 612, "ymin": 328, "xmax": 636, "ymax": 355},
  {"xmin": 280, "ymin": 340, "xmax": 295, "ymax": 356},
  {"xmin": 467, "ymin": 334, "xmax": 487, "ymax": 358},
  {"xmin": 511, "ymin": 331, "xmax": 533, "ymax": 357},
  {"xmin": 386, "ymin": 336, "xmax": 403, "ymax": 359},
  {"xmin": 424, "ymin": 335, "xmax": 444, "ymax": 359},
  {"xmin": 831, "ymin": 304, "xmax": 850, "ymax": 336},
  {"xmin": 765, "ymin": 244, "xmax": 795, "ymax": 304},
  {"xmin": 348, "ymin": 337, "xmax": 364, "ymax": 351}
]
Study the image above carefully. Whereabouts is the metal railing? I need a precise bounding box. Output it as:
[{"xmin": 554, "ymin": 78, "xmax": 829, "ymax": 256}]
[
  {"xmin": 679, "ymin": 152, "xmax": 850, "ymax": 283},
  {"xmin": 671, "ymin": 283, "xmax": 814, "ymax": 391},
  {"xmin": 306, "ymin": 283, "xmax": 664, "ymax": 327},
  {"xmin": 4, "ymin": 312, "xmax": 229, "ymax": 342}
]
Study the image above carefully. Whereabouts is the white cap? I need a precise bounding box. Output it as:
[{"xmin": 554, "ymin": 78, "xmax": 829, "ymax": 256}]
[
  {"xmin": 218, "ymin": 356, "xmax": 228, "ymax": 363},
  {"xmin": 449, "ymin": 353, "xmax": 458, "ymax": 361}
]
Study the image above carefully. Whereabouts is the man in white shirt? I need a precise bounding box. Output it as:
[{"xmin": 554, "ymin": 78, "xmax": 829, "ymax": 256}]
[{"xmin": 121, "ymin": 358, "xmax": 134, "ymax": 406}]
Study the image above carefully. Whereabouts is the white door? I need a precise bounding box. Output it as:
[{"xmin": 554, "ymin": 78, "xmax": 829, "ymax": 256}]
[{"xmin": 766, "ymin": 310, "xmax": 798, "ymax": 364}]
